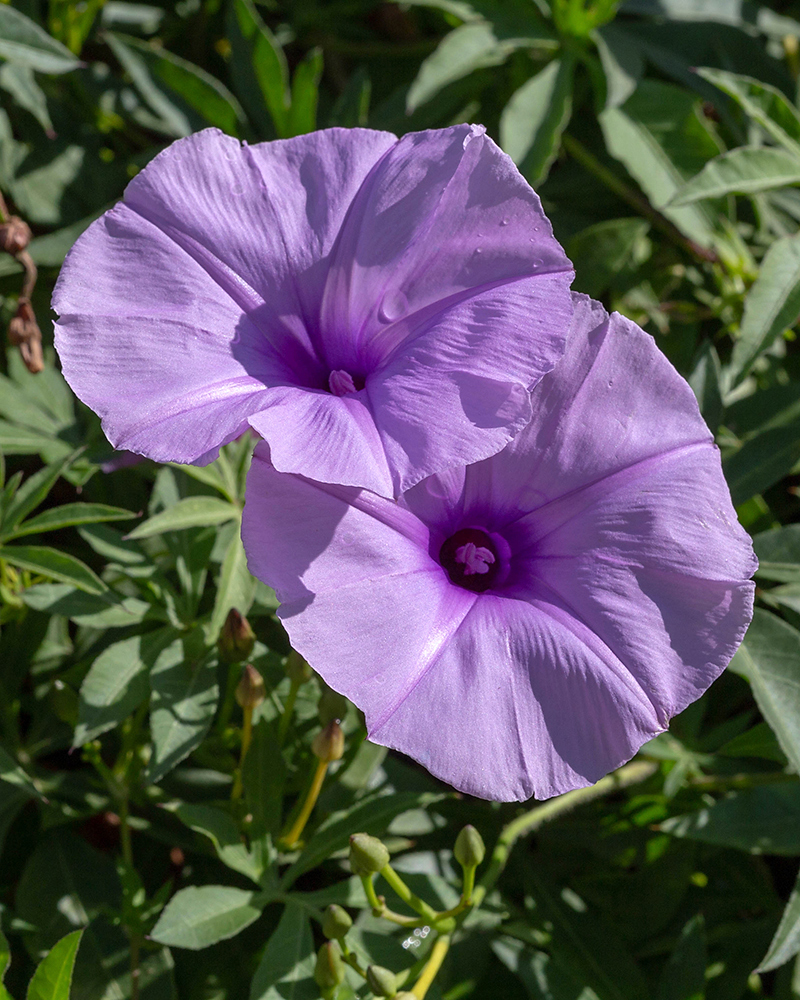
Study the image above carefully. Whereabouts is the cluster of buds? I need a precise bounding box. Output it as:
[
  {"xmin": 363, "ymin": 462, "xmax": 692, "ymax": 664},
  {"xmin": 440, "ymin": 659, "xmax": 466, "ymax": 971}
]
[{"xmin": 0, "ymin": 193, "xmax": 42, "ymax": 374}]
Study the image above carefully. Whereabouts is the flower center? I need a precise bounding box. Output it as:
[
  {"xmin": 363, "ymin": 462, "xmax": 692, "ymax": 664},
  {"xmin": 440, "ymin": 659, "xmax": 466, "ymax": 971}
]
[
  {"xmin": 328, "ymin": 370, "xmax": 364, "ymax": 396},
  {"xmin": 439, "ymin": 528, "xmax": 501, "ymax": 593}
]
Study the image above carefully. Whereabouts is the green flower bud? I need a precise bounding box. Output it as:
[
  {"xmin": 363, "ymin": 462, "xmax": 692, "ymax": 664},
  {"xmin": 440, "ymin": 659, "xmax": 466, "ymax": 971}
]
[
  {"xmin": 285, "ymin": 649, "xmax": 312, "ymax": 685},
  {"xmin": 366, "ymin": 965, "xmax": 398, "ymax": 997},
  {"xmin": 349, "ymin": 832, "xmax": 390, "ymax": 875},
  {"xmin": 218, "ymin": 608, "xmax": 255, "ymax": 664},
  {"xmin": 454, "ymin": 824, "xmax": 485, "ymax": 869},
  {"xmin": 235, "ymin": 663, "xmax": 266, "ymax": 710},
  {"xmin": 322, "ymin": 904, "xmax": 352, "ymax": 940},
  {"xmin": 318, "ymin": 684, "xmax": 348, "ymax": 726},
  {"xmin": 314, "ymin": 940, "xmax": 345, "ymax": 992},
  {"xmin": 312, "ymin": 720, "xmax": 345, "ymax": 763},
  {"xmin": 394, "ymin": 993, "xmax": 418, "ymax": 999}
]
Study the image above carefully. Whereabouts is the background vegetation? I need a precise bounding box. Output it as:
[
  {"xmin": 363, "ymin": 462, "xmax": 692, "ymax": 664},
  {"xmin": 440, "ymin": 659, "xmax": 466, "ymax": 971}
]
[{"xmin": 3, "ymin": 0, "xmax": 800, "ymax": 997}]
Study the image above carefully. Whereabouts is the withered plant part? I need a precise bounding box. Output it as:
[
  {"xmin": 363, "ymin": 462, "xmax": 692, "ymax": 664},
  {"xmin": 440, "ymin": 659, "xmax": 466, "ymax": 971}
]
[{"xmin": 0, "ymin": 189, "xmax": 43, "ymax": 374}]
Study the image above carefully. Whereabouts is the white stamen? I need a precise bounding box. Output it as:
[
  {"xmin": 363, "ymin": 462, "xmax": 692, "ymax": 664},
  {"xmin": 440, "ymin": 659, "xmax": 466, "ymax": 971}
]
[
  {"xmin": 455, "ymin": 542, "xmax": 495, "ymax": 576},
  {"xmin": 328, "ymin": 369, "xmax": 358, "ymax": 396}
]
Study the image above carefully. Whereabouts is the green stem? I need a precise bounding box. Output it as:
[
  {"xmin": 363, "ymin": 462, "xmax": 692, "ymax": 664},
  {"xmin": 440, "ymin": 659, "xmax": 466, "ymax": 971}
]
[
  {"xmin": 379, "ymin": 864, "xmax": 440, "ymax": 924},
  {"xmin": 561, "ymin": 133, "xmax": 718, "ymax": 265},
  {"xmin": 341, "ymin": 941, "xmax": 368, "ymax": 978},
  {"xmin": 461, "ymin": 865, "xmax": 476, "ymax": 904},
  {"xmin": 472, "ymin": 760, "xmax": 656, "ymax": 909},
  {"xmin": 280, "ymin": 757, "xmax": 328, "ymax": 848},
  {"xmin": 231, "ymin": 705, "xmax": 254, "ymax": 801},
  {"xmin": 277, "ymin": 675, "xmax": 302, "ymax": 746},
  {"xmin": 411, "ymin": 934, "xmax": 451, "ymax": 999}
]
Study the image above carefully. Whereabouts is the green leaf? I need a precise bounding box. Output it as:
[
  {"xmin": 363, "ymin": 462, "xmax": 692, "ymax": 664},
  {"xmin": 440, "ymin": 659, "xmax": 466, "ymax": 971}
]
[
  {"xmin": 27, "ymin": 929, "xmax": 83, "ymax": 1000},
  {"xmin": 599, "ymin": 79, "xmax": 724, "ymax": 250},
  {"xmin": 687, "ymin": 340, "xmax": 723, "ymax": 434},
  {"xmin": 723, "ymin": 423, "xmax": 800, "ymax": 505},
  {"xmin": 126, "ymin": 496, "xmax": 239, "ymax": 539},
  {"xmin": 6, "ymin": 503, "xmax": 136, "ymax": 540},
  {"xmin": 149, "ymin": 885, "xmax": 263, "ymax": 950},
  {"xmin": 107, "ymin": 32, "xmax": 245, "ymax": 135},
  {"xmin": 594, "ymin": 23, "xmax": 643, "ymax": 109},
  {"xmin": 1, "ymin": 451, "xmax": 77, "ymax": 537},
  {"xmin": 656, "ymin": 915, "xmax": 706, "ymax": 1000},
  {"xmin": 728, "ymin": 234, "xmax": 800, "ymax": 385},
  {"xmin": 287, "ymin": 47, "xmax": 322, "ymax": 136},
  {"xmin": 147, "ymin": 643, "xmax": 219, "ymax": 783},
  {"xmin": 243, "ymin": 718, "xmax": 286, "ymax": 839},
  {"xmin": 567, "ymin": 217, "xmax": 649, "ymax": 298},
  {"xmin": 208, "ymin": 532, "xmax": 257, "ymax": 641},
  {"xmin": 249, "ymin": 902, "xmax": 316, "ymax": 1000},
  {"xmin": 0, "ymin": 744, "xmax": 44, "ymax": 800},
  {"xmin": 22, "ymin": 583, "xmax": 151, "ymax": 628},
  {"xmin": 759, "ymin": 868, "xmax": 800, "ymax": 973},
  {"xmin": 500, "ymin": 55, "xmax": 574, "ymax": 186},
  {"xmin": 697, "ymin": 68, "xmax": 800, "ymax": 157},
  {"xmin": 0, "ymin": 62, "xmax": 53, "ymax": 134},
  {"xmin": 173, "ymin": 803, "xmax": 265, "ymax": 885},
  {"xmin": 524, "ymin": 870, "xmax": 651, "ymax": 1000},
  {"xmin": 0, "ymin": 926, "xmax": 9, "ymax": 983},
  {"xmin": 493, "ymin": 937, "xmax": 602, "ymax": 1000},
  {"xmin": 728, "ymin": 610, "xmax": 800, "ymax": 774},
  {"xmin": 0, "ymin": 6, "xmax": 80, "ymax": 73},
  {"xmin": 280, "ymin": 792, "xmax": 446, "ymax": 889},
  {"xmin": 227, "ymin": 0, "xmax": 290, "ymax": 137},
  {"xmin": 0, "ymin": 545, "xmax": 106, "ymax": 595},
  {"xmin": 408, "ymin": 20, "xmax": 553, "ymax": 112},
  {"xmin": 16, "ymin": 829, "xmax": 121, "ymax": 956},
  {"xmin": 753, "ymin": 525, "xmax": 800, "ymax": 583},
  {"xmin": 672, "ymin": 146, "xmax": 800, "ymax": 205},
  {"xmin": 74, "ymin": 629, "xmax": 180, "ymax": 745},
  {"xmin": 660, "ymin": 783, "xmax": 800, "ymax": 854}
]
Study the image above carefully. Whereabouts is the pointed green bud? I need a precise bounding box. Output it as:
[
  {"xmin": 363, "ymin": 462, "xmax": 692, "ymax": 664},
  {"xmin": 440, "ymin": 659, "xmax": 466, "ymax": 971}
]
[
  {"xmin": 394, "ymin": 993, "xmax": 417, "ymax": 999},
  {"xmin": 367, "ymin": 965, "xmax": 398, "ymax": 997},
  {"xmin": 285, "ymin": 649, "xmax": 312, "ymax": 684},
  {"xmin": 235, "ymin": 663, "xmax": 266, "ymax": 710},
  {"xmin": 349, "ymin": 832, "xmax": 390, "ymax": 875},
  {"xmin": 314, "ymin": 940, "xmax": 345, "ymax": 991},
  {"xmin": 454, "ymin": 825, "xmax": 485, "ymax": 869},
  {"xmin": 218, "ymin": 608, "xmax": 255, "ymax": 664},
  {"xmin": 318, "ymin": 684, "xmax": 348, "ymax": 726},
  {"xmin": 322, "ymin": 904, "xmax": 352, "ymax": 940},
  {"xmin": 312, "ymin": 720, "xmax": 345, "ymax": 763}
]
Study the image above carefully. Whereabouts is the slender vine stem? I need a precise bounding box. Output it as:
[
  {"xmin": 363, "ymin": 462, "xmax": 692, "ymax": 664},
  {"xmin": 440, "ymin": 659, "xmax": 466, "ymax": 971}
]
[
  {"xmin": 411, "ymin": 934, "xmax": 451, "ymax": 999},
  {"xmin": 471, "ymin": 760, "xmax": 657, "ymax": 910},
  {"xmin": 561, "ymin": 133, "xmax": 718, "ymax": 266},
  {"xmin": 281, "ymin": 758, "xmax": 329, "ymax": 848}
]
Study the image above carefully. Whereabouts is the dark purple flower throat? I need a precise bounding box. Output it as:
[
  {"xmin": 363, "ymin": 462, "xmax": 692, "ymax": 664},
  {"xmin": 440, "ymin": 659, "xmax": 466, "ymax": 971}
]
[{"xmin": 440, "ymin": 527, "xmax": 501, "ymax": 593}]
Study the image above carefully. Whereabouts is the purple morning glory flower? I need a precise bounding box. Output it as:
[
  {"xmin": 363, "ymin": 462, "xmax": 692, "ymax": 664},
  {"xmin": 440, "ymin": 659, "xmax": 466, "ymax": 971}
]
[
  {"xmin": 52, "ymin": 125, "xmax": 573, "ymax": 498},
  {"xmin": 242, "ymin": 294, "xmax": 756, "ymax": 802}
]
